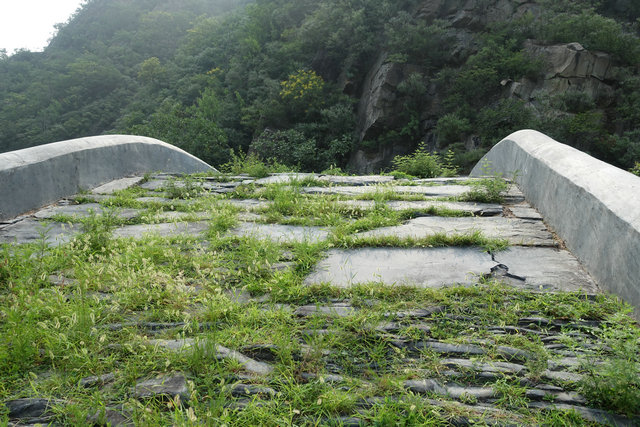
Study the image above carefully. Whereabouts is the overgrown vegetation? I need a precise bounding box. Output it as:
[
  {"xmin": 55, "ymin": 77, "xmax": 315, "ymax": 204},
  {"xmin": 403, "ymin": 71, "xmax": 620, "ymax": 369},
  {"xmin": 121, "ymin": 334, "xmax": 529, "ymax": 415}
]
[{"xmin": 1, "ymin": 172, "xmax": 639, "ymax": 424}]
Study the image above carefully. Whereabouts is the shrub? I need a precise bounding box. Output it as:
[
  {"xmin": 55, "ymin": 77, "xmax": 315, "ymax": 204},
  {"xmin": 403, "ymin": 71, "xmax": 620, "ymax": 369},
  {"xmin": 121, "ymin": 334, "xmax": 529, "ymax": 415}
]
[
  {"xmin": 391, "ymin": 143, "xmax": 457, "ymax": 178},
  {"xmin": 220, "ymin": 151, "xmax": 293, "ymax": 178},
  {"xmin": 631, "ymin": 162, "xmax": 640, "ymax": 176}
]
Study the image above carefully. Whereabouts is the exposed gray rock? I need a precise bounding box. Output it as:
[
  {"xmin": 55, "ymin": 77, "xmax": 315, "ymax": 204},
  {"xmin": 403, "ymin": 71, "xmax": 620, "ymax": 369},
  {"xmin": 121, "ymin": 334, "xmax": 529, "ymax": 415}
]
[
  {"xmin": 139, "ymin": 179, "xmax": 167, "ymax": 191},
  {"xmin": 224, "ymin": 199, "xmax": 271, "ymax": 210},
  {"xmin": 507, "ymin": 204, "xmax": 543, "ymax": 220},
  {"xmin": 239, "ymin": 344, "xmax": 279, "ymax": 362},
  {"xmin": 446, "ymin": 385, "xmax": 496, "ymax": 400},
  {"xmin": 134, "ymin": 373, "xmax": 189, "ymax": 401}
]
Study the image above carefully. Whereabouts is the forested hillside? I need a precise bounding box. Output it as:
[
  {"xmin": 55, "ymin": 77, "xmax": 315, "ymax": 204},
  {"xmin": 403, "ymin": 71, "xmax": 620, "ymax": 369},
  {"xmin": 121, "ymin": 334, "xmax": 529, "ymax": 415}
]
[{"xmin": 1, "ymin": 0, "xmax": 639, "ymax": 173}]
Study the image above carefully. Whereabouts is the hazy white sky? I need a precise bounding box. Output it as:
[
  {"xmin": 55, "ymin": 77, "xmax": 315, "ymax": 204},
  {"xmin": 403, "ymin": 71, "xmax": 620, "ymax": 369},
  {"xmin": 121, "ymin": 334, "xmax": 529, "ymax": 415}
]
[{"xmin": 0, "ymin": 0, "xmax": 85, "ymax": 53}]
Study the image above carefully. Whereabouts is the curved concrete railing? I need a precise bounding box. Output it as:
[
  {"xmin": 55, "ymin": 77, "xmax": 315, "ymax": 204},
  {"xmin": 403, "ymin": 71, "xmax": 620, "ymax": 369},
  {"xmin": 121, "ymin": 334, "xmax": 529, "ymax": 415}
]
[
  {"xmin": 0, "ymin": 135, "xmax": 216, "ymax": 221},
  {"xmin": 471, "ymin": 129, "xmax": 640, "ymax": 316}
]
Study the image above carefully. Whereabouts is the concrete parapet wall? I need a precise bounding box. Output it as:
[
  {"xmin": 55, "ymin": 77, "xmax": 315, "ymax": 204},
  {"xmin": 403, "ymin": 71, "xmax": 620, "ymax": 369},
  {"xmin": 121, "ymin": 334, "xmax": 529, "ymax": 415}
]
[
  {"xmin": 0, "ymin": 135, "xmax": 215, "ymax": 221},
  {"xmin": 471, "ymin": 130, "xmax": 640, "ymax": 316}
]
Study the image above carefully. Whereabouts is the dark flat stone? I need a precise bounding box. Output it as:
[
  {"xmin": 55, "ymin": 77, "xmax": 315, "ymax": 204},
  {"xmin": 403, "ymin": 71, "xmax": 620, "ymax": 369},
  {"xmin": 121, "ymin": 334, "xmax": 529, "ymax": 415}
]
[
  {"xmin": 87, "ymin": 407, "xmax": 132, "ymax": 426},
  {"xmin": 134, "ymin": 373, "xmax": 189, "ymax": 401},
  {"xmin": 496, "ymin": 346, "xmax": 537, "ymax": 363},
  {"xmin": 228, "ymin": 384, "xmax": 276, "ymax": 398},
  {"xmin": 5, "ymin": 398, "xmax": 65, "ymax": 420},
  {"xmin": 79, "ymin": 372, "xmax": 115, "ymax": 388},
  {"xmin": 404, "ymin": 379, "xmax": 448, "ymax": 395},
  {"xmin": 400, "ymin": 341, "xmax": 486, "ymax": 357}
]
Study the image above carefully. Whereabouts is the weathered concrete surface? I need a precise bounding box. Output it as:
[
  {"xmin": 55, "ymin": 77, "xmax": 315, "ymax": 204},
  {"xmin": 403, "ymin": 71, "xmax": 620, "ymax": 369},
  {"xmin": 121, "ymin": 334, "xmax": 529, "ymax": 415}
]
[
  {"xmin": 359, "ymin": 216, "xmax": 556, "ymax": 246},
  {"xmin": 471, "ymin": 130, "xmax": 640, "ymax": 316},
  {"xmin": 305, "ymin": 247, "xmax": 596, "ymax": 292},
  {"xmin": 0, "ymin": 135, "xmax": 215, "ymax": 221}
]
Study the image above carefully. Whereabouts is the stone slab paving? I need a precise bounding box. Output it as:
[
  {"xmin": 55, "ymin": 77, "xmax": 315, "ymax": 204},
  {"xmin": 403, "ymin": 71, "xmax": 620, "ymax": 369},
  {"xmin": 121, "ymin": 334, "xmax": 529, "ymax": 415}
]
[
  {"xmin": 0, "ymin": 219, "xmax": 78, "ymax": 246},
  {"xmin": 230, "ymin": 222, "xmax": 329, "ymax": 243},
  {"xmin": 34, "ymin": 203, "xmax": 141, "ymax": 220},
  {"xmin": 360, "ymin": 216, "xmax": 556, "ymax": 246},
  {"xmin": 305, "ymin": 247, "xmax": 495, "ymax": 288},
  {"xmin": 302, "ymin": 185, "xmax": 472, "ymax": 197},
  {"xmin": 112, "ymin": 221, "xmax": 210, "ymax": 239},
  {"xmin": 305, "ymin": 247, "xmax": 595, "ymax": 292}
]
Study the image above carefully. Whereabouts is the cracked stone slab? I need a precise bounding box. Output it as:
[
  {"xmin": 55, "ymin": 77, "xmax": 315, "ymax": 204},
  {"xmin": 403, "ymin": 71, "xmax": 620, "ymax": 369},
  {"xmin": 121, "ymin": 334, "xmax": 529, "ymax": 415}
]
[
  {"xmin": 493, "ymin": 247, "xmax": 599, "ymax": 292},
  {"xmin": 34, "ymin": 203, "xmax": 141, "ymax": 220},
  {"xmin": 508, "ymin": 203, "xmax": 543, "ymax": 220},
  {"xmin": 230, "ymin": 222, "xmax": 329, "ymax": 243},
  {"xmin": 304, "ymin": 247, "xmax": 495, "ymax": 287},
  {"xmin": 339, "ymin": 200, "xmax": 502, "ymax": 216},
  {"xmin": 302, "ymin": 185, "xmax": 472, "ymax": 197},
  {"xmin": 359, "ymin": 216, "xmax": 556, "ymax": 246},
  {"xmin": 91, "ymin": 177, "xmax": 144, "ymax": 194},
  {"xmin": 0, "ymin": 219, "xmax": 78, "ymax": 246},
  {"xmin": 112, "ymin": 222, "xmax": 209, "ymax": 239}
]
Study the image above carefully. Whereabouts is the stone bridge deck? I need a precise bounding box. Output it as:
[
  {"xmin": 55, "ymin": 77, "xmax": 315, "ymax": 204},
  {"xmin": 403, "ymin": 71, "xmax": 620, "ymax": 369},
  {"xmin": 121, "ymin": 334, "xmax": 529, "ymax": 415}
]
[{"xmin": 2, "ymin": 171, "xmax": 637, "ymax": 425}]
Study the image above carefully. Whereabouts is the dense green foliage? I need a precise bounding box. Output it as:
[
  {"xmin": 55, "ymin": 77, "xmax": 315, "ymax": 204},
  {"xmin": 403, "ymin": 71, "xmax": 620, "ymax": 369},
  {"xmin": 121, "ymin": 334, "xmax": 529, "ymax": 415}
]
[{"xmin": 1, "ymin": 0, "xmax": 639, "ymax": 172}]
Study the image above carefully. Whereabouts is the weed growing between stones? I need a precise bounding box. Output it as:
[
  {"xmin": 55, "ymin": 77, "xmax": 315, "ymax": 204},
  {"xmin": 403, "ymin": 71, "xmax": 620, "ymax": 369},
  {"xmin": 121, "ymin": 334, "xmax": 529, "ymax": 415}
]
[{"xmin": 2, "ymin": 172, "xmax": 639, "ymax": 425}]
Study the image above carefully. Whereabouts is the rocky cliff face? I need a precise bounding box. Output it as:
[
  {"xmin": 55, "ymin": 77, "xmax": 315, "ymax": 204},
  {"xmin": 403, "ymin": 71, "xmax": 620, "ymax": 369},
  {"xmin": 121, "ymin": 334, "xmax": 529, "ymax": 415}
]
[{"xmin": 348, "ymin": 0, "xmax": 627, "ymax": 173}]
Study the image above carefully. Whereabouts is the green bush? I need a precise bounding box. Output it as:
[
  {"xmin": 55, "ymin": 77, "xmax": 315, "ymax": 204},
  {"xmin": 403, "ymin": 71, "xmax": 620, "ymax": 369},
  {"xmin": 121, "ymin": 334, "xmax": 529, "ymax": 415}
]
[
  {"xmin": 537, "ymin": 10, "xmax": 640, "ymax": 65},
  {"xmin": 391, "ymin": 143, "xmax": 457, "ymax": 178},
  {"xmin": 631, "ymin": 162, "xmax": 640, "ymax": 176},
  {"xmin": 220, "ymin": 151, "xmax": 293, "ymax": 178}
]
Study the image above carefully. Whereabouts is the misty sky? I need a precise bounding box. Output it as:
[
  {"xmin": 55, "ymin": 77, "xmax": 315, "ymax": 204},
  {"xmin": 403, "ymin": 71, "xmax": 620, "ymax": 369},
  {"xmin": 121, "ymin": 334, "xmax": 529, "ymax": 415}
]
[{"xmin": 0, "ymin": 0, "xmax": 85, "ymax": 54}]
